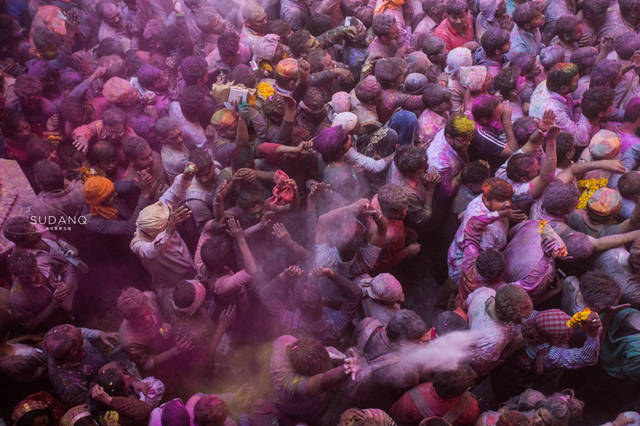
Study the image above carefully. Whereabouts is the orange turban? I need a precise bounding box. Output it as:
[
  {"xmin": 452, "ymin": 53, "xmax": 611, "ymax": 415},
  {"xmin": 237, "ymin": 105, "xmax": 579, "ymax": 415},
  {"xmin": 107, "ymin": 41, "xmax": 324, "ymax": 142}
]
[{"xmin": 84, "ymin": 176, "xmax": 118, "ymax": 220}]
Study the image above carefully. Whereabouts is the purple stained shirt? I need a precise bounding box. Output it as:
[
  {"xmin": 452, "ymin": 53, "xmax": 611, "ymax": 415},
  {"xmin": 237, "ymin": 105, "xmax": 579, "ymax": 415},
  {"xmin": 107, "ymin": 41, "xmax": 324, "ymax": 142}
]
[
  {"xmin": 448, "ymin": 195, "xmax": 508, "ymax": 281},
  {"xmin": 427, "ymin": 129, "xmax": 467, "ymax": 198}
]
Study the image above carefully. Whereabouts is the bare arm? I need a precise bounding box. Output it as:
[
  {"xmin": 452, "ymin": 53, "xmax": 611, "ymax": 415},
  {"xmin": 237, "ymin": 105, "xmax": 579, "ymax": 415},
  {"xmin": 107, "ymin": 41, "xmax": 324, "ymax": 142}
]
[
  {"xmin": 557, "ymin": 160, "xmax": 627, "ymax": 183},
  {"xmin": 528, "ymin": 126, "xmax": 558, "ymax": 199},
  {"xmin": 228, "ymin": 218, "xmax": 257, "ymax": 276},
  {"xmin": 590, "ymin": 230, "xmax": 640, "ymax": 252}
]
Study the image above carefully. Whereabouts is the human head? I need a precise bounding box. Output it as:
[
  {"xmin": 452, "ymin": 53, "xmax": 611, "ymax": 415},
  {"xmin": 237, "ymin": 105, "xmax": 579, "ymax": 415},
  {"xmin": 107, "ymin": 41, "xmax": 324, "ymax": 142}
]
[
  {"xmin": 481, "ymin": 177, "xmax": 514, "ymax": 211},
  {"xmin": 472, "ymin": 94, "xmax": 501, "ymax": 126},
  {"xmin": 461, "ymin": 161, "xmax": 491, "ymax": 193},
  {"xmin": 423, "ymin": 0, "xmax": 447, "ymax": 19},
  {"xmin": 33, "ymin": 159, "xmax": 64, "ymax": 192},
  {"xmin": 580, "ymin": 271, "xmax": 621, "ymax": 312},
  {"xmin": 8, "ymin": 250, "xmax": 38, "ymax": 282},
  {"xmin": 433, "ymin": 365, "xmax": 477, "ymax": 398},
  {"xmin": 511, "ymin": 52, "xmax": 537, "ymax": 78},
  {"xmin": 314, "ymin": 126, "xmax": 350, "ymax": 163},
  {"xmin": 378, "ymin": 183, "xmax": 409, "ymax": 220},
  {"xmin": 307, "ymin": 13, "xmax": 333, "ymax": 35},
  {"xmin": 201, "ymin": 235, "xmax": 234, "ymax": 276},
  {"xmin": 99, "ymin": 2, "xmax": 122, "ymax": 28},
  {"xmin": 195, "ymin": 7, "xmax": 226, "ymax": 34},
  {"xmin": 404, "ymin": 73, "xmax": 428, "ymax": 95},
  {"xmin": 355, "ymin": 76, "xmax": 382, "ymax": 104},
  {"xmin": 445, "ymin": 47, "xmax": 473, "ymax": 77},
  {"xmin": 434, "ymin": 311, "xmax": 469, "ymax": 336},
  {"xmin": 554, "ymin": 16, "xmax": 584, "ymax": 44},
  {"xmin": 389, "ymin": 110, "xmax": 418, "ymax": 145},
  {"xmin": 542, "ymin": 180, "xmax": 580, "ymax": 218},
  {"xmin": 231, "ymin": 64, "xmax": 257, "ymax": 88},
  {"xmin": 122, "ymin": 136, "xmax": 154, "ymax": 171},
  {"xmin": 29, "ymin": 60, "xmax": 58, "ymax": 95},
  {"xmin": 522, "ymin": 309, "xmax": 572, "ymax": 352},
  {"xmin": 289, "ymin": 30, "xmax": 320, "ymax": 56},
  {"xmin": 242, "ymin": 2, "xmax": 268, "ymax": 33},
  {"xmin": 2, "ymin": 110, "xmax": 31, "ymax": 142},
  {"xmin": 362, "ymin": 127, "xmax": 398, "ymax": 159},
  {"xmin": 422, "ymin": 83, "xmax": 452, "ymax": 114},
  {"xmin": 155, "ymin": 117, "xmax": 182, "ymax": 149},
  {"xmin": 117, "ymin": 287, "xmax": 150, "ymax": 319},
  {"xmin": 103, "ymin": 107, "xmax": 127, "ymax": 141},
  {"xmin": 180, "ymin": 85, "xmax": 207, "ymax": 119},
  {"xmin": 372, "ymin": 13, "xmax": 399, "ymax": 41},
  {"xmin": 275, "ymin": 58, "xmax": 300, "ymax": 91},
  {"xmin": 583, "ymin": 0, "xmax": 610, "ymax": 24},
  {"xmin": 32, "ymin": 27, "xmax": 63, "ymax": 59},
  {"xmin": 189, "ymin": 148, "xmax": 217, "ymax": 186},
  {"xmin": 540, "ymin": 46, "xmax": 565, "ymax": 72},
  {"xmin": 14, "ymin": 74, "xmax": 43, "ymax": 109},
  {"xmin": 375, "ymin": 57, "xmax": 406, "ymax": 89},
  {"xmin": 287, "ymin": 337, "xmax": 332, "ymax": 376},
  {"xmin": 26, "ymin": 136, "xmax": 57, "ymax": 164},
  {"xmin": 623, "ymin": 97, "xmax": 640, "ymax": 126},
  {"xmin": 103, "ymin": 77, "xmax": 139, "ymax": 106},
  {"xmin": 507, "ymin": 153, "xmax": 539, "ymax": 183},
  {"xmin": 512, "ymin": 2, "xmax": 545, "ymax": 30},
  {"xmin": 394, "ymin": 145, "xmax": 428, "ymax": 177},
  {"xmin": 161, "ymin": 399, "xmax": 190, "ymax": 426},
  {"xmin": 495, "ymin": 284, "xmax": 534, "ymax": 324},
  {"xmin": 3, "ymin": 217, "xmax": 40, "ymax": 247},
  {"xmin": 512, "ymin": 116, "xmax": 538, "ymax": 147},
  {"xmin": 570, "ymin": 47, "xmax": 598, "ymax": 76},
  {"xmin": 546, "ymin": 63, "xmax": 579, "ymax": 95},
  {"xmin": 446, "ymin": 0, "xmax": 469, "ymax": 33},
  {"xmin": 481, "ymin": 28, "xmax": 511, "ymax": 59},
  {"xmin": 493, "ymin": 66, "xmax": 525, "ymax": 99},
  {"xmin": 386, "ymin": 309, "xmax": 428, "ymax": 342},
  {"xmin": 87, "ymin": 140, "xmax": 117, "ymax": 178},
  {"xmin": 581, "ymin": 86, "xmax": 614, "ymax": 121},
  {"xmin": 618, "ymin": 171, "xmax": 640, "ymax": 199},
  {"xmin": 194, "ymin": 395, "xmax": 229, "ymax": 426},
  {"xmin": 619, "ymin": 0, "xmax": 640, "ymax": 27},
  {"xmin": 93, "ymin": 368, "xmax": 126, "ymax": 400},
  {"xmin": 217, "ymin": 31, "xmax": 240, "ymax": 59},
  {"xmin": 444, "ymin": 115, "xmax": 475, "ymax": 152},
  {"xmin": 44, "ymin": 324, "xmax": 84, "ymax": 362},
  {"xmin": 587, "ymin": 187, "xmax": 623, "ymax": 218},
  {"xmin": 137, "ymin": 64, "xmax": 168, "ymax": 92},
  {"xmin": 422, "ymin": 36, "xmax": 447, "ymax": 67},
  {"xmin": 591, "ymin": 59, "xmax": 622, "ymax": 88},
  {"xmin": 59, "ymin": 96, "xmax": 91, "ymax": 127},
  {"xmin": 497, "ymin": 410, "xmax": 530, "ymax": 426},
  {"xmin": 180, "ymin": 56, "xmax": 208, "ymax": 86}
]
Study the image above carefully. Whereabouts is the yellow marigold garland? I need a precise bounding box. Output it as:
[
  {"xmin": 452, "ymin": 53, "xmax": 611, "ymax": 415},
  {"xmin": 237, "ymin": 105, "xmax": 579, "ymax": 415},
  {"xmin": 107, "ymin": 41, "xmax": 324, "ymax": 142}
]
[
  {"xmin": 567, "ymin": 307, "xmax": 594, "ymax": 328},
  {"xmin": 576, "ymin": 178, "xmax": 608, "ymax": 209}
]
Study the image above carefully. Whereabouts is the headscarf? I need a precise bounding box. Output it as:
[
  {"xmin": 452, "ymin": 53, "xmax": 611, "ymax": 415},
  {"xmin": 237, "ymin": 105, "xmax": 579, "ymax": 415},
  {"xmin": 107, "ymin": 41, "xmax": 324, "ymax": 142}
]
[
  {"xmin": 374, "ymin": 0, "xmax": 406, "ymax": 14},
  {"xmin": 172, "ymin": 280, "xmax": 207, "ymax": 316},
  {"xmin": 210, "ymin": 108, "xmax": 238, "ymax": 129},
  {"xmin": 332, "ymin": 112, "xmax": 359, "ymax": 134},
  {"xmin": 267, "ymin": 169, "xmax": 297, "ymax": 207},
  {"xmin": 523, "ymin": 309, "xmax": 572, "ymax": 375},
  {"xmin": 445, "ymin": 47, "xmax": 473, "ymax": 77},
  {"xmin": 589, "ymin": 129, "xmax": 620, "ymax": 160},
  {"xmin": 355, "ymin": 76, "xmax": 382, "ymax": 103},
  {"xmin": 103, "ymin": 77, "xmax": 140, "ymax": 105},
  {"xmin": 330, "ymin": 92, "xmax": 351, "ymax": 115},
  {"xmin": 276, "ymin": 58, "xmax": 299, "ymax": 79},
  {"xmin": 339, "ymin": 408, "xmax": 397, "ymax": 426},
  {"xmin": 117, "ymin": 287, "xmax": 149, "ymax": 319},
  {"xmin": 361, "ymin": 273, "xmax": 404, "ymax": 303},
  {"xmin": 388, "ymin": 110, "xmax": 418, "ymax": 145},
  {"xmin": 12, "ymin": 392, "xmax": 62, "ymax": 425},
  {"xmin": 253, "ymin": 34, "xmax": 280, "ymax": 62},
  {"xmin": 361, "ymin": 127, "xmax": 398, "ymax": 158},
  {"xmin": 84, "ymin": 176, "xmax": 118, "ymax": 220},
  {"xmin": 404, "ymin": 73, "xmax": 428, "ymax": 95},
  {"xmin": 61, "ymin": 405, "xmax": 92, "ymax": 426},
  {"xmin": 459, "ymin": 66, "xmax": 489, "ymax": 91},
  {"xmin": 135, "ymin": 201, "xmax": 171, "ymax": 239},
  {"xmin": 587, "ymin": 187, "xmax": 623, "ymax": 217}
]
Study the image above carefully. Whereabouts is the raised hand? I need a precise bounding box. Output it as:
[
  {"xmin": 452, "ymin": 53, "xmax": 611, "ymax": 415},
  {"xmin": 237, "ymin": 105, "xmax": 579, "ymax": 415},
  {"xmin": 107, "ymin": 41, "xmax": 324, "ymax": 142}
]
[
  {"xmin": 72, "ymin": 135, "xmax": 89, "ymax": 153},
  {"xmin": 540, "ymin": 110, "xmax": 556, "ymax": 132},
  {"xmin": 226, "ymin": 217, "xmax": 244, "ymax": 240},
  {"xmin": 272, "ymin": 222, "xmax": 291, "ymax": 241},
  {"xmin": 311, "ymin": 266, "xmax": 334, "ymax": 278}
]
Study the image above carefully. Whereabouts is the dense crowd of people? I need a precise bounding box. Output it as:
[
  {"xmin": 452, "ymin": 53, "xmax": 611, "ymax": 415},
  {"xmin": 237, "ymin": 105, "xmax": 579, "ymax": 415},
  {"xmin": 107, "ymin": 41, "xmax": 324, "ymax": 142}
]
[{"xmin": 3, "ymin": 0, "xmax": 640, "ymax": 424}]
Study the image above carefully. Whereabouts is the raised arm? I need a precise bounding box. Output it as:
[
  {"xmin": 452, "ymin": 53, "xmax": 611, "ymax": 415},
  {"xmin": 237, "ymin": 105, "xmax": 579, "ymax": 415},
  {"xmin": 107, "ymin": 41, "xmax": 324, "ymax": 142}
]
[
  {"xmin": 528, "ymin": 126, "xmax": 559, "ymax": 199},
  {"xmin": 227, "ymin": 217, "xmax": 257, "ymax": 276}
]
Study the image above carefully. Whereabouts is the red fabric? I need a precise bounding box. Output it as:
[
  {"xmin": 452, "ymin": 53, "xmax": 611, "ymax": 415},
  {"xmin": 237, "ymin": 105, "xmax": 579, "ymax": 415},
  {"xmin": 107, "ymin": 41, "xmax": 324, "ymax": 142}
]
[
  {"xmin": 390, "ymin": 383, "xmax": 480, "ymax": 425},
  {"xmin": 5, "ymin": 138, "xmax": 28, "ymax": 162},
  {"xmin": 433, "ymin": 14, "xmax": 475, "ymax": 51},
  {"xmin": 258, "ymin": 142, "xmax": 282, "ymax": 165}
]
